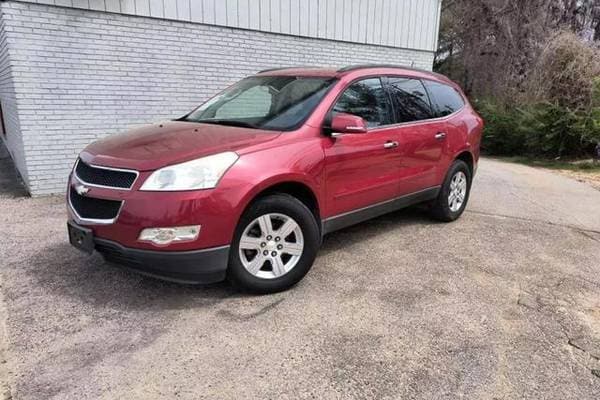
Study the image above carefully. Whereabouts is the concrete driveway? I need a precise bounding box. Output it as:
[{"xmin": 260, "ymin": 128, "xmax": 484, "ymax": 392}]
[{"xmin": 1, "ymin": 158, "xmax": 599, "ymax": 399}]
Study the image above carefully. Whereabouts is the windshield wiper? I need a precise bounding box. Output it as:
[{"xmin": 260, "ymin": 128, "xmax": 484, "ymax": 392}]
[{"xmin": 192, "ymin": 119, "xmax": 259, "ymax": 129}]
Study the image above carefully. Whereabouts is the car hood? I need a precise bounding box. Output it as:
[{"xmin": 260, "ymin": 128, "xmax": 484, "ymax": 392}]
[{"xmin": 80, "ymin": 121, "xmax": 281, "ymax": 171}]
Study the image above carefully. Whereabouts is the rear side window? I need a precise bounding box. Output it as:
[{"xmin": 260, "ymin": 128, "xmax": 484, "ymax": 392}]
[
  {"xmin": 333, "ymin": 78, "xmax": 392, "ymax": 128},
  {"xmin": 384, "ymin": 77, "xmax": 433, "ymax": 123},
  {"xmin": 424, "ymin": 81, "xmax": 465, "ymax": 117}
]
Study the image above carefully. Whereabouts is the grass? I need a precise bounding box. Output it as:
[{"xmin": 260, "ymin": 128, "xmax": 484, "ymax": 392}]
[{"xmin": 496, "ymin": 156, "xmax": 600, "ymax": 172}]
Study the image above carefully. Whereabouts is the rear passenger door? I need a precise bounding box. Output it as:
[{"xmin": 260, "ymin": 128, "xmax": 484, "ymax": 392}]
[
  {"xmin": 383, "ymin": 77, "xmax": 447, "ymax": 194},
  {"xmin": 422, "ymin": 79, "xmax": 468, "ymax": 180}
]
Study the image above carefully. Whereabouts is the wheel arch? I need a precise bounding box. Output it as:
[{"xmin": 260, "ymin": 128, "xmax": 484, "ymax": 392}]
[
  {"xmin": 454, "ymin": 150, "xmax": 475, "ymax": 176},
  {"xmin": 237, "ymin": 177, "xmax": 322, "ymax": 234}
]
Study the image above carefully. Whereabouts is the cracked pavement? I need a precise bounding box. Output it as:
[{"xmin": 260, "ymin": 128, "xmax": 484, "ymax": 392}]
[{"xmin": 1, "ymin": 158, "xmax": 600, "ymax": 399}]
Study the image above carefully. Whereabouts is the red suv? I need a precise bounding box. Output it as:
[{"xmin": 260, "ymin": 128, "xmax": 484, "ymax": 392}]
[{"xmin": 67, "ymin": 65, "xmax": 483, "ymax": 293}]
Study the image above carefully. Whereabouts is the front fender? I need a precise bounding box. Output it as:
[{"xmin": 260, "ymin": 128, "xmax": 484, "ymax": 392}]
[{"xmin": 215, "ymin": 138, "xmax": 326, "ymax": 240}]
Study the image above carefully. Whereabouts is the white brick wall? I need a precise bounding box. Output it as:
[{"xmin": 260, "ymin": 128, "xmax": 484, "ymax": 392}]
[{"xmin": 0, "ymin": 0, "xmax": 434, "ymax": 195}]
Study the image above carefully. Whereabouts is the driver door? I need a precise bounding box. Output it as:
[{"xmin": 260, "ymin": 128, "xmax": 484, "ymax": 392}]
[{"xmin": 323, "ymin": 77, "xmax": 403, "ymax": 217}]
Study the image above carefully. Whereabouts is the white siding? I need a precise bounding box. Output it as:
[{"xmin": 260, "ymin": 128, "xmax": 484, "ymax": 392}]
[{"xmin": 20, "ymin": 0, "xmax": 441, "ymax": 51}]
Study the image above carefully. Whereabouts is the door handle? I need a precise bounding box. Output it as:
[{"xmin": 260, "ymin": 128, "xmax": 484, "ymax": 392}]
[
  {"xmin": 383, "ymin": 141, "xmax": 399, "ymax": 149},
  {"xmin": 435, "ymin": 132, "xmax": 447, "ymax": 141}
]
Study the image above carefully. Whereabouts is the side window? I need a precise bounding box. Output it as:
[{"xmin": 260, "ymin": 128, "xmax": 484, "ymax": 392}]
[
  {"xmin": 424, "ymin": 81, "xmax": 465, "ymax": 117},
  {"xmin": 384, "ymin": 77, "xmax": 433, "ymax": 122},
  {"xmin": 333, "ymin": 78, "xmax": 392, "ymax": 128}
]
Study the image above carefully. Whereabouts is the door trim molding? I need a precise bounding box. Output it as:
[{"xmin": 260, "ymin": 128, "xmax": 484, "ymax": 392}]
[{"xmin": 322, "ymin": 186, "xmax": 441, "ymax": 235}]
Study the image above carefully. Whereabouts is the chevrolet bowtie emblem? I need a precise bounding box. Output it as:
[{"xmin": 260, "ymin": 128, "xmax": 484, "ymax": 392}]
[{"xmin": 75, "ymin": 184, "xmax": 90, "ymax": 196}]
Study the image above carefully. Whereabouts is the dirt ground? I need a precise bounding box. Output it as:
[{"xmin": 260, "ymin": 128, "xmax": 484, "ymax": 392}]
[{"xmin": 552, "ymin": 168, "xmax": 600, "ymax": 191}]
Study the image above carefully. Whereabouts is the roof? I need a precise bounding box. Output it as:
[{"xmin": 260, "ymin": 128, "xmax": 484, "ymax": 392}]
[{"xmin": 255, "ymin": 65, "xmax": 452, "ymax": 84}]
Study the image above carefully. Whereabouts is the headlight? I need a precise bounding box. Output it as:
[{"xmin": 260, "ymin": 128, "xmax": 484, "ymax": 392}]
[{"xmin": 140, "ymin": 152, "xmax": 238, "ymax": 191}]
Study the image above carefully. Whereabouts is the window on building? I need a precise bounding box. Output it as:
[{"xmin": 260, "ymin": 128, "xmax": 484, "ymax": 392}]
[
  {"xmin": 384, "ymin": 77, "xmax": 433, "ymax": 123},
  {"xmin": 424, "ymin": 80, "xmax": 465, "ymax": 117},
  {"xmin": 333, "ymin": 78, "xmax": 392, "ymax": 128}
]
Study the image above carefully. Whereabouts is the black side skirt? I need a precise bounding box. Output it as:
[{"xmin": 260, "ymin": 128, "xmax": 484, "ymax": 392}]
[{"xmin": 321, "ymin": 186, "xmax": 440, "ymax": 235}]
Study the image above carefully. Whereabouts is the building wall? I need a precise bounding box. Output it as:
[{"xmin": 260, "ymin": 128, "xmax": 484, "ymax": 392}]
[
  {"xmin": 22, "ymin": 0, "xmax": 442, "ymax": 52},
  {"xmin": 0, "ymin": 7, "xmax": 27, "ymax": 186},
  {"xmin": 1, "ymin": 0, "xmax": 436, "ymax": 195}
]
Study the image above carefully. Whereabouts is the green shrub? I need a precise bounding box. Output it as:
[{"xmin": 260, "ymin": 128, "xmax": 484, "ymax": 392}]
[
  {"xmin": 472, "ymin": 33, "xmax": 600, "ymax": 159},
  {"xmin": 476, "ymin": 101, "xmax": 524, "ymax": 155},
  {"xmin": 477, "ymin": 93, "xmax": 600, "ymax": 158}
]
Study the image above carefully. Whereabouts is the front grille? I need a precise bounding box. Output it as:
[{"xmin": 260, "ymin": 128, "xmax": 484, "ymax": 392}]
[
  {"xmin": 75, "ymin": 159, "xmax": 137, "ymax": 189},
  {"xmin": 69, "ymin": 187, "xmax": 122, "ymax": 221}
]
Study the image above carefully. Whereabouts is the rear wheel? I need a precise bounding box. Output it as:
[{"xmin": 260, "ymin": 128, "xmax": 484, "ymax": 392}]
[
  {"xmin": 430, "ymin": 160, "xmax": 472, "ymax": 222},
  {"xmin": 227, "ymin": 194, "xmax": 320, "ymax": 293}
]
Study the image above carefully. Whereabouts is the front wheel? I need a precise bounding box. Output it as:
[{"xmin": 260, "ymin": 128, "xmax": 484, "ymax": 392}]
[
  {"xmin": 227, "ymin": 194, "xmax": 320, "ymax": 293},
  {"xmin": 430, "ymin": 160, "xmax": 472, "ymax": 222}
]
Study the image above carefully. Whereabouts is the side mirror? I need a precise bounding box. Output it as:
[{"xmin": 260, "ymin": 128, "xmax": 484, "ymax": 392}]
[{"xmin": 330, "ymin": 113, "xmax": 368, "ymax": 137}]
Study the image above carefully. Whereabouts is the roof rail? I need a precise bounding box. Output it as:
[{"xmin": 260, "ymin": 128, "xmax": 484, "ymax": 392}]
[
  {"xmin": 257, "ymin": 66, "xmax": 318, "ymax": 73},
  {"xmin": 337, "ymin": 64, "xmax": 427, "ymax": 73},
  {"xmin": 337, "ymin": 64, "xmax": 449, "ymax": 81}
]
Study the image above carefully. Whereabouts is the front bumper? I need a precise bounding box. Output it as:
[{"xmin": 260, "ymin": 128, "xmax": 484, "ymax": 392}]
[
  {"xmin": 66, "ymin": 166, "xmax": 243, "ymax": 283},
  {"xmin": 94, "ymin": 237, "xmax": 230, "ymax": 284},
  {"xmin": 67, "ymin": 170, "xmax": 247, "ymax": 251}
]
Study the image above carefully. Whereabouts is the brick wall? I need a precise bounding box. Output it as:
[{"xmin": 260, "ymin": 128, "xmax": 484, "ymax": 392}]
[{"xmin": 1, "ymin": 1, "xmax": 435, "ymax": 195}]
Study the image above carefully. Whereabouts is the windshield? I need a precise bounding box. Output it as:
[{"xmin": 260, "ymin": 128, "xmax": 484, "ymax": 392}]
[{"xmin": 183, "ymin": 76, "xmax": 337, "ymax": 131}]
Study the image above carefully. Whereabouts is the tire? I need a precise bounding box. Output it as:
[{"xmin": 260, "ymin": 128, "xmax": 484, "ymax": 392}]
[
  {"xmin": 227, "ymin": 194, "xmax": 321, "ymax": 293},
  {"xmin": 430, "ymin": 160, "xmax": 472, "ymax": 222}
]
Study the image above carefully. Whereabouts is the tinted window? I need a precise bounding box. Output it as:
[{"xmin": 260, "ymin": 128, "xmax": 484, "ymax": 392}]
[
  {"xmin": 385, "ymin": 77, "xmax": 433, "ymax": 122},
  {"xmin": 333, "ymin": 78, "xmax": 392, "ymax": 128},
  {"xmin": 424, "ymin": 81, "xmax": 465, "ymax": 117},
  {"xmin": 184, "ymin": 76, "xmax": 336, "ymax": 131}
]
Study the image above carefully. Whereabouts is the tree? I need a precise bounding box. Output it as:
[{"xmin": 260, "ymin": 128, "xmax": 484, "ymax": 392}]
[{"xmin": 435, "ymin": 0, "xmax": 600, "ymax": 100}]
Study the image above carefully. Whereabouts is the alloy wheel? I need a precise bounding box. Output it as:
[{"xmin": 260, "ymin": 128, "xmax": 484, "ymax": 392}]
[
  {"xmin": 238, "ymin": 213, "xmax": 304, "ymax": 279},
  {"xmin": 448, "ymin": 171, "xmax": 467, "ymax": 212}
]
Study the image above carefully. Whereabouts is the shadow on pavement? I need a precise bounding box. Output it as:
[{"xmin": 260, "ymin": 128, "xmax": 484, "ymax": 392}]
[
  {"xmin": 0, "ymin": 140, "xmax": 27, "ymax": 198},
  {"xmin": 26, "ymin": 241, "xmax": 238, "ymax": 312},
  {"xmin": 24, "ymin": 205, "xmax": 438, "ymax": 311},
  {"xmin": 320, "ymin": 205, "xmax": 438, "ymax": 255}
]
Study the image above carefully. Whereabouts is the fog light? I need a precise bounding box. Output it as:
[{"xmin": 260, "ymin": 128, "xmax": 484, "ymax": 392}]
[{"xmin": 138, "ymin": 225, "xmax": 200, "ymax": 246}]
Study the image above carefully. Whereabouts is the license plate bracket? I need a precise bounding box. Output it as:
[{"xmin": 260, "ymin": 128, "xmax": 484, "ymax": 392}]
[{"xmin": 68, "ymin": 221, "xmax": 94, "ymax": 254}]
